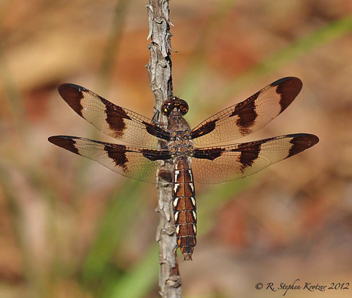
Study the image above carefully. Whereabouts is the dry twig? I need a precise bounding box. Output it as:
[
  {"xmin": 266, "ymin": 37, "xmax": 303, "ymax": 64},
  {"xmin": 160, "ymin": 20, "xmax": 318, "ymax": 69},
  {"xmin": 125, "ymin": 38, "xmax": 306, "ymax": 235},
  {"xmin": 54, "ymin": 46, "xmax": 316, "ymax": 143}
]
[{"xmin": 146, "ymin": 0, "xmax": 182, "ymax": 297}]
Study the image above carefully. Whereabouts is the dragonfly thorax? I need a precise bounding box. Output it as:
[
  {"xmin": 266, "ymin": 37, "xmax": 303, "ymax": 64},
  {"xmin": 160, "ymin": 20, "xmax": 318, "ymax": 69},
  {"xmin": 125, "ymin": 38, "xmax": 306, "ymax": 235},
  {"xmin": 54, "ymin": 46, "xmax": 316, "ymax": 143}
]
[{"xmin": 168, "ymin": 130, "xmax": 194, "ymax": 158}]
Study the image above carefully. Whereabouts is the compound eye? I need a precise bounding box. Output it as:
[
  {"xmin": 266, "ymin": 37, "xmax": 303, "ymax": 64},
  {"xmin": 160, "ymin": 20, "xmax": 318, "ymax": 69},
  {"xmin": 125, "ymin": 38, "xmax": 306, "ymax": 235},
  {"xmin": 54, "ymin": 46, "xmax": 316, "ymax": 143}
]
[
  {"xmin": 180, "ymin": 106, "xmax": 188, "ymax": 114},
  {"xmin": 162, "ymin": 99, "xmax": 175, "ymax": 116},
  {"xmin": 178, "ymin": 100, "xmax": 189, "ymax": 115}
]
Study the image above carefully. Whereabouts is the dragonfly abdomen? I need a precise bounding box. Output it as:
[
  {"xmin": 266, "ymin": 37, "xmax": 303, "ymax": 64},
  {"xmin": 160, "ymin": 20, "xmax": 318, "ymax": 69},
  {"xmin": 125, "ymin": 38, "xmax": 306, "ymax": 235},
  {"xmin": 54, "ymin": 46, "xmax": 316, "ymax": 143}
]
[{"xmin": 172, "ymin": 157, "xmax": 197, "ymax": 260}]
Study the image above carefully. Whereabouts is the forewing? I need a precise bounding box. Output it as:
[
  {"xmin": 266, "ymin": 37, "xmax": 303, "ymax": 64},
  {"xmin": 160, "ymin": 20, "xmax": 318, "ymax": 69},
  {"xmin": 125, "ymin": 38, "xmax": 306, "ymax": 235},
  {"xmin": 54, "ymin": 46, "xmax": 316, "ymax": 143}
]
[
  {"xmin": 48, "ymin": 136, "xmax": 172, "ymax": 183},
  {"xmin": 191, "ymin": 77, "xmax": 302, "ymax": 146},
  {"xmin": 58, "ymin": 84, "xmax": 170, "ymax": 148},
  {"xmin": 192, "ymin": 134, "xmax": 319, "ymax": 184}
]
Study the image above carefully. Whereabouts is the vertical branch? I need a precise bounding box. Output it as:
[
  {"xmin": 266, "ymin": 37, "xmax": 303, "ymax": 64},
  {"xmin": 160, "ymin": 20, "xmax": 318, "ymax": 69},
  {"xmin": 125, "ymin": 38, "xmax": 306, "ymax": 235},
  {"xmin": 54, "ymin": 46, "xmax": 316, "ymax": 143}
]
[{"xmin": 146, "ymin": 1, "xmax": 182, "ymax": 297}]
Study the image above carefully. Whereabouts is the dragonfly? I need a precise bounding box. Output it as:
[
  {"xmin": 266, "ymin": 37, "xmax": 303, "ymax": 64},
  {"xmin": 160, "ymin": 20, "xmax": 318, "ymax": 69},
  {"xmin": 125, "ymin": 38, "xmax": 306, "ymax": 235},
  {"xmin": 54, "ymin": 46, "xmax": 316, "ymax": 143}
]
[{"xmin": 48, "ymin": 77, "xmax": 319, "ymax": 260}]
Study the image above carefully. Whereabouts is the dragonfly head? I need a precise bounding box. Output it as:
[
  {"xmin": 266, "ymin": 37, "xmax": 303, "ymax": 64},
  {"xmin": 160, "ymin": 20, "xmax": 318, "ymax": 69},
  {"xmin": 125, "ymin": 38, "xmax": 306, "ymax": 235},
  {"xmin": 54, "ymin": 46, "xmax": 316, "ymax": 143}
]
[{"xmin": 162, "ymin": 96, "xmax": 189, "ymax": 116}]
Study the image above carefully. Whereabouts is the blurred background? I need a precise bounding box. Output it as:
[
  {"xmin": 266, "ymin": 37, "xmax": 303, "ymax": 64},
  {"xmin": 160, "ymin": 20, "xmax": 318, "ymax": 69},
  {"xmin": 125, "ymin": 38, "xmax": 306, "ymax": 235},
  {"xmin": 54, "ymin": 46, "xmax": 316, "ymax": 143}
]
[{"xmin": 0, "ymin": 0, "xmax": 352, "ymax": 297}]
